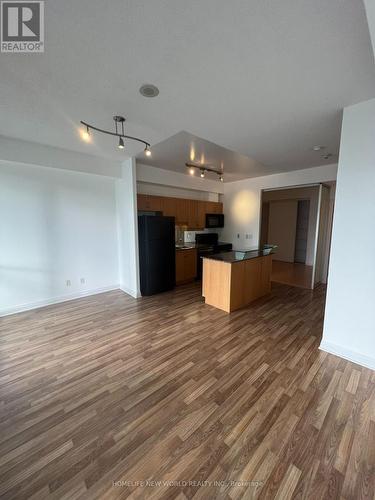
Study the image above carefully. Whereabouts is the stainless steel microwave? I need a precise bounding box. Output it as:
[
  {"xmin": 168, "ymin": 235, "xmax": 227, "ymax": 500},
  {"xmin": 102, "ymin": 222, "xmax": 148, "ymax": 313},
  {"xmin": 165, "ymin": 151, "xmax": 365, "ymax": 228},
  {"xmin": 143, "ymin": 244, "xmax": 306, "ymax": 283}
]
[{"xmin": 205, "ymin": 213, "xmax": 224, "ymax": 228}]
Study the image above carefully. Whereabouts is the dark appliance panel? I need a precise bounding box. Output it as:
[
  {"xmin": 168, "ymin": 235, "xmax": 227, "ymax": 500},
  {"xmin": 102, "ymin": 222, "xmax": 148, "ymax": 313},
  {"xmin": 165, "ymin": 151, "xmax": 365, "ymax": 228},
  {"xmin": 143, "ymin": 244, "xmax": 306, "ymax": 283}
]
[
  {"xmin": 205, "ymin": 213, "xmax": 224, "ymax": 228},
  {"xmin": 195, "ymin": 232, "xmax": 218, "ymax": 246},
  {"xmin": 138, "ymin": 215, "xmax": 175, "ymax": 296}
]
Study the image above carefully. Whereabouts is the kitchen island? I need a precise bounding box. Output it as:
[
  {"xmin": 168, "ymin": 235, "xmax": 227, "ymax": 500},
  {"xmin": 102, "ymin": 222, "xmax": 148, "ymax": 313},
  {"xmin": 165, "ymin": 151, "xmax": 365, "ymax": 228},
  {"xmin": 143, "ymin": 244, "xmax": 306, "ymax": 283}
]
[{"xmin": 202, "ymin": 250, "xmax": 273, "ymax": 312}]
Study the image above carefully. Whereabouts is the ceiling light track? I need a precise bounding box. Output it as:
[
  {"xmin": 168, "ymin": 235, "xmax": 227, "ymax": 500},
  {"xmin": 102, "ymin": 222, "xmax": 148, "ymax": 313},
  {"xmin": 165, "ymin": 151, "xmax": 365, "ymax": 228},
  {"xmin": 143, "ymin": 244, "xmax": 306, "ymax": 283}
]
[
  {"xmin": 80, "ymin": 116, "xmax": 151, "ymax": 155},
  {"xmin": 186, "ymin": 163, "xmax": 224, "ymax": 182}
]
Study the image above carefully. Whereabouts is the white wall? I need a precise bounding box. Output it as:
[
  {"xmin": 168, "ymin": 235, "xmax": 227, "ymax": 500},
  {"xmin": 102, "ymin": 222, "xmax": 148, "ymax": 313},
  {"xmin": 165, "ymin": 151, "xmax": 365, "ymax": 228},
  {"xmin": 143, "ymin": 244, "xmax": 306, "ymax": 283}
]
[
  {"xmin": 137, "ymin": 163, "xmax": 224, "ymax": 195},
  {"xmin": 222, "ymin": 164, "xmax": 337, "ymax": 250},
  {"xmin": 116, "ymin": 159, "xmax": 140, "ymax": 298},
  {"xmin": 0, "ymin": 135, "xmax": 121, "ymax": 178},
  {"xmin": 321, "ymin": 98, "xmax": 375, "ymax": 370},
  {"xmin": 0, "ymin": 161, "xmax": 119, "ymax": 315},
  {"xmin": 137, "ymin": 181, "xmax": 219, "ymax": 202}
]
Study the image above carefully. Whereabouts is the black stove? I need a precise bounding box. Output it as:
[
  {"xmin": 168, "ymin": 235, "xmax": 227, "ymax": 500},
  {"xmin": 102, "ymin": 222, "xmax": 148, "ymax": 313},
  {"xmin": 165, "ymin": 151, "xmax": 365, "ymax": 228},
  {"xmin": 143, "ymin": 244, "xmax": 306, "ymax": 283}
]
[{"xmin": 195, "ymin": 233, "xmax": 232, "ymax": 279}]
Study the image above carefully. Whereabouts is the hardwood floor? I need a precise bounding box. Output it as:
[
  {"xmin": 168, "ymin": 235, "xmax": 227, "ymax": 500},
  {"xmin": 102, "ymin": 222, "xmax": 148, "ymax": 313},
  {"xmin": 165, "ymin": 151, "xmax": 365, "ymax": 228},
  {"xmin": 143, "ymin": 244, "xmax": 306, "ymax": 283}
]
[
  {"xmin": 271, "ymin": 260, "xmax": 313, "ymax": 289},
  {"xmin": 0, "ymin": 283, "xmax": 374, "ymax": 499}
]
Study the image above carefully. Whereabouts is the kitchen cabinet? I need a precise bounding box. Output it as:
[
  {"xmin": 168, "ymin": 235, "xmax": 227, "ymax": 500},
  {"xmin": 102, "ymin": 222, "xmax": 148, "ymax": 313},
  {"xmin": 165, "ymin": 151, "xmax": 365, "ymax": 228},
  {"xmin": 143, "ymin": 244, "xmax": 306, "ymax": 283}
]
[
  {"xmin": 137, "ymin": 194, "xmax": 223, "ymax": 229},
  {"xmin": 175, "ymin": 198, "xmax": 189, "ymax": 225},
  {"xmin": 148, "ymin": 195, "xmax": 164, "ymax": 212},
  {"xmin": 176, "ymin": 248, "xmax": 197, "ymax": 284},
  {"xmin": 137, "ymin": 194, "xmax": 150, "ymax": 210},
  {"xmin": 197, "ymin": 201, "xmax": 208, "ymax": 229},
  {"xmin": 205, "ymin": 201, "xmax": 223, "ymax": 214},
  {"xmin": 202, "ymin": 254, "xmax": 272, "ymax": 313}
]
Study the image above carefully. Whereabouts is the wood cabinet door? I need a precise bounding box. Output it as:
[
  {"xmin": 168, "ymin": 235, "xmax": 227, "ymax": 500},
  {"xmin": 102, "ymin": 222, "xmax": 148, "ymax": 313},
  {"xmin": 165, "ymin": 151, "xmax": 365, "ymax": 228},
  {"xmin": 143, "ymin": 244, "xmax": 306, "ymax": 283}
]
[
  {"xmin": 162, "ymin": 197, "xmax": 177, "ymax": 218},
  {"xmin": 175, "ymin": 198, "xmax": 189, "ymax": 225},
  {"xmin": 197, "ymin": 201, "xmax": 206, "ymax": 229},
  {"xmin": 187, "ymin": 200, "xmax": 198, "ymax": 229},
  {"xmin": 137, "ymin": 194, "xmax": 149, "ymax": 210},
  {"xmin": 148, "ymin": 195, "xmax": 163, "ymax": 212},
  {"xmin": 184, "ymin": 249, "xmax": 197, "ymax": 280},
  {"xmin": 175, "ymin": 251, "xmax": 185, "ymax": 283},
  {"xmin": 176, "ymin": 249, "xmax": 197, "ymax": 284},
  {"xmin": 205, "ymin": 201, "xmax": 215, "ymax": 214},
  {"xmin": 204, "ymin": 201, "xmax": 222, "ymax": 215}
]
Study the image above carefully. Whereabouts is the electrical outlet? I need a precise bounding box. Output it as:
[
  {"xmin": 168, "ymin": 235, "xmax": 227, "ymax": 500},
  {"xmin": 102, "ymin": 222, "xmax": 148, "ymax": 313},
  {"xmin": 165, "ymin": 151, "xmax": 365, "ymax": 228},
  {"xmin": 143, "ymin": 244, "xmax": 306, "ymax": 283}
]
[
  {"xmin": 80, "ymin": 278, "xmax": 85, "ymax": 284},
  {"xmin": 66, "ymin": 280, "xmax": 71, "ymax": 287}
]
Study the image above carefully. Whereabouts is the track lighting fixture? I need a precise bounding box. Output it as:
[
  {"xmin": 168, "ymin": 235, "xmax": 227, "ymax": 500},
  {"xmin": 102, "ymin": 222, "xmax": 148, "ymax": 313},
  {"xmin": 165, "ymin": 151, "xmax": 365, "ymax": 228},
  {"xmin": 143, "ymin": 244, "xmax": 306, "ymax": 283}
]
[
  {"xmin": 186, "ymin": 163, "xmax": 224, "ymax": 183},
  {"xmin": 79, "ymin": 116, "xmax": 151, "ymax": 155}
]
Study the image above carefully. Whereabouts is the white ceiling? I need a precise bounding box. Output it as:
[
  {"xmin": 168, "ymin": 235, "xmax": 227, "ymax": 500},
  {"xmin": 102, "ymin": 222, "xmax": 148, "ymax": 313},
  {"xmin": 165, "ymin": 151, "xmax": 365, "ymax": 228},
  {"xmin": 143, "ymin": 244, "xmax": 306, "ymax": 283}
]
[
  {"xmin": 137, "ymin": 131, "xmax": 268, "ymax": 182},
  {"xmin": 1, "ymin": 0, "xmax": 374, "ymax": 178}
]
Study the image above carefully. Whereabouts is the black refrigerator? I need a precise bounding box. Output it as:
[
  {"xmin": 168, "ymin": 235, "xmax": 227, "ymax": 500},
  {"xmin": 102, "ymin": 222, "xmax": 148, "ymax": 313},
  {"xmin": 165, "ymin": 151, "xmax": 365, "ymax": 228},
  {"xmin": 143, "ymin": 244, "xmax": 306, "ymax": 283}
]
[{"xmin": 138, "ymin": 215, "xmax": 176, "ymax": 296}]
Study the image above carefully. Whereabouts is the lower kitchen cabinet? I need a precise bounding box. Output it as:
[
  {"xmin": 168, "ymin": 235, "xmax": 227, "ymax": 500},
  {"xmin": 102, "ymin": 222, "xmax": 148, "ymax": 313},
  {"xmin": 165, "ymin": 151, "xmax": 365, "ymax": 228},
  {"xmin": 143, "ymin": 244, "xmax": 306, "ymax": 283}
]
[{"xmin": 176, "ymin": 248, "xmax": 197, "ymax": 284}]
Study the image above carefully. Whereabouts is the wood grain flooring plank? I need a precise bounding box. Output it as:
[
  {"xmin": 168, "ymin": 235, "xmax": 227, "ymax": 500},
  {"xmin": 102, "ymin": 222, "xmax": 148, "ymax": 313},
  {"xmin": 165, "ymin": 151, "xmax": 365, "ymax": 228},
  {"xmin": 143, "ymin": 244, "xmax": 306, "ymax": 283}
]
[{"xmin": 0, "ymin": 282, "xmax": 373, "ymax": 499}]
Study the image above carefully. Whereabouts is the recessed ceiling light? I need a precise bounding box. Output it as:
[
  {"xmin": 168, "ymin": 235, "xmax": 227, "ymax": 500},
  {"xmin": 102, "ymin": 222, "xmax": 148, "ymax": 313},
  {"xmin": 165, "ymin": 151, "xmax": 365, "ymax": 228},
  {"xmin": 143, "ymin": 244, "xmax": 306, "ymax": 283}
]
[
  {"xmin": 139, "ymin": 84, "xmax": 159, "ymax": 98},
  {"xmin": 312, "ymin": 145, "xmax": 325, "ymax": 151}
]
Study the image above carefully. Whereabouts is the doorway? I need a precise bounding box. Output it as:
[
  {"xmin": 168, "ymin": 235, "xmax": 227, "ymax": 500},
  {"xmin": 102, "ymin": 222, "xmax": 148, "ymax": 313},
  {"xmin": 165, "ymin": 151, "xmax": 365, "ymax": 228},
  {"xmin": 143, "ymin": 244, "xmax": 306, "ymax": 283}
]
[{"xmin": 260, "ymin": 184, "xmax": 335, "ymax": 289}]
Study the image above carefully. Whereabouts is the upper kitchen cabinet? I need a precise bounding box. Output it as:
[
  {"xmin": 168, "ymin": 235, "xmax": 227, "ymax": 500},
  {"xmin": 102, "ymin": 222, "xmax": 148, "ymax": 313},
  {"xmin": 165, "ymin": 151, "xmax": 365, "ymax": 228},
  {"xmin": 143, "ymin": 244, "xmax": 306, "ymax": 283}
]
[
  {"xmin": 161, "ymin": 197, "xmax": 177, "ymax": 218},
  {"xmin": 175, "ymin": 198, "xmax": 190, "ymax": 225},
  {"xmin": 137, "ymin": 194, "xmax": 150, "ymax": 210},
  {"xmin": 137, "ymin": 194, "xmax": 223, "ymax": 229},
  {"xmin": 205, "ymin": 201, "xmax": 223, "ymax": 214},
  {"xmin": 148, "ymin": 196, "xmax": 164, "ymax": 212}
]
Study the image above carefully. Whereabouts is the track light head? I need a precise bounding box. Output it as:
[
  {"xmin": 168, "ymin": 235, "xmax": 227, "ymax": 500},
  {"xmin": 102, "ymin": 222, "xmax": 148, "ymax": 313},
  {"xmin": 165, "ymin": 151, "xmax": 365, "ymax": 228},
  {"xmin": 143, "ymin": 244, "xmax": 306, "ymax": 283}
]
[
  {"xmin": 118, "ymin": 137, "xmax": 125, "ymax": 150},
  {"xmin": 81, "ymin": 125, "xmax": 91, "ymax": 143},
  {"xmin": 189, "ymin": 168, "xmax": 195, "ymax": 175},
  {"xmin": 200, "ymin": 170, "xmax": 205, "ymax": 178},
  {"xmin": 144, "ymin": 145, "xmax": 152, "ymax": 157}
]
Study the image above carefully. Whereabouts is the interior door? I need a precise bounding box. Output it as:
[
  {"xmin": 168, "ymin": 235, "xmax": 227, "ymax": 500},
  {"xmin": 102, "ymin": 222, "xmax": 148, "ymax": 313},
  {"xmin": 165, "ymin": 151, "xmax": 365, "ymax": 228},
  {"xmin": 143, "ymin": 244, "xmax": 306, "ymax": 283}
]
[
  {"xmin": 294, "ymin": 200, "xmax": 310, "ymax": 264},
  {"xmin": 268, "ymin": 200, "xmax": 298, "ymax": 262}
]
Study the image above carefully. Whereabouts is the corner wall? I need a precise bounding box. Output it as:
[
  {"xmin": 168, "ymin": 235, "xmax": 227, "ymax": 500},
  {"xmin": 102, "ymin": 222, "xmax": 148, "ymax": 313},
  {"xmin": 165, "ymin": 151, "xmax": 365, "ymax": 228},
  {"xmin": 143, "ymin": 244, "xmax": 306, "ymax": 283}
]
[
  {"xmin": 321, "ymin": 98, "xmax": 375, "ymax": 370},
  {"xmin": 116, "ymin": 159, "xmax": 140, "ymax": 297},
  {"xmin": 0, "ymin": 161, "xmax": 120, "ymax": 315},
  {"xmin": 222, "ymin": 164, "xmax": 337, "ymax": 250}
]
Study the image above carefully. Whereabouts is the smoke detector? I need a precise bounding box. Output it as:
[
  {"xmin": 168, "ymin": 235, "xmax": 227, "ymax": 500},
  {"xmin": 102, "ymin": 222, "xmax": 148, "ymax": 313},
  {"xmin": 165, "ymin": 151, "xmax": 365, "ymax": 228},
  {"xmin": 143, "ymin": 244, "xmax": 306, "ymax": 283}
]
[{"xmin": 139, "ymin": 84, "xmax": 159, "ymax": 98}]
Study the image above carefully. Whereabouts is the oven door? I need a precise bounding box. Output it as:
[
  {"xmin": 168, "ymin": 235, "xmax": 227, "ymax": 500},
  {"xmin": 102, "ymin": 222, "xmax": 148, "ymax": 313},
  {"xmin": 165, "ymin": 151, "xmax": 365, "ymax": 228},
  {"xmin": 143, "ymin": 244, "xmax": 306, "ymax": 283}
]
[{"xmin": 205, "ymin": 213, "xmax": 224, "ymax": 228}]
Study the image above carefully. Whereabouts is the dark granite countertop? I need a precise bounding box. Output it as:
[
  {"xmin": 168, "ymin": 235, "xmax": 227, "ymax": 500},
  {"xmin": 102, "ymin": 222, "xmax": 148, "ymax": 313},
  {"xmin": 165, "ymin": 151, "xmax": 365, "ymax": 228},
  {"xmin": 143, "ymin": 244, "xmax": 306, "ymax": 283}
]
[
  {"xmin": 175, "ymin": 241, "xmax": 232, "ymax": 251},
  {"xmin": 175, "ymin": 243, "xmax": 196, "ymax": 250},
  {"xmin": 202, "ymin": 249, "xmax": 274, "ymax": 263}
]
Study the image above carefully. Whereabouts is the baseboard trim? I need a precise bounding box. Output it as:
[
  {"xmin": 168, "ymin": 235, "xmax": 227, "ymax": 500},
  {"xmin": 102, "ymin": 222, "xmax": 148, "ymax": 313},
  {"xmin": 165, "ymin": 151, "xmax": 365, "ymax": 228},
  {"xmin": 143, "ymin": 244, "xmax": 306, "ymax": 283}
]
[
  {"xmin": 120, "ymin": 286, "xmax": 141, "ymax": 299},
  {"xmin": 319, "ymin": 340, "xmax": 375, "ymax": 371},
  {"xmin": 0, "ymin": 285, "xmax": 121, "ymax": 317}
]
